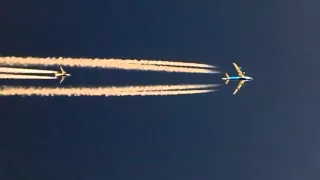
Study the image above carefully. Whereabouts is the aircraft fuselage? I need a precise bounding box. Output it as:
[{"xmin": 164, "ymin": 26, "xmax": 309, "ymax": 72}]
[
  {"xmin": 55, "ymin": 73, "xmax": 71, "ymax": 77},
  {"xmin": 224, "ymin": 76, "xmax": 253, "ymax": 81}
]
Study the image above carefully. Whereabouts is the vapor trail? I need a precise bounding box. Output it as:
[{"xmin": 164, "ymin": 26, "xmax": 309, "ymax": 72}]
[
  {"xmin": 117, "ymin": 59, "xmax": 215, "ymax": 68},
  {"xmin": 129, "ymin": 64, "xmax": 218, "ymax": 74},
  {"xmin": 0, "ymin": 56, "xmax": 218, "ymax": 74},
  {"xmin": 120, "ymin": 89, "xmax": 215, "ymax": 96},
  {"xmin": 0, "ymin": 74, "xmax": 56, "ymax": 79},
  {"xmin": 0, "ymin": 85, "xmax": 215, "ymax": 97},
  {"xmin": 0, "ymin": 67, "xmax": 56, "ymax": 74},
  {"xmin": 94, "ymin": 84, "xmax": 217, "ymax": 92}
]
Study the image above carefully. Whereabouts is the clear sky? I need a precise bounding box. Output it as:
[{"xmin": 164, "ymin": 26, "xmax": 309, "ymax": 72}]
[{"xmin": 0, "ymin": 0, "xmax": 319, "ymax": 180}]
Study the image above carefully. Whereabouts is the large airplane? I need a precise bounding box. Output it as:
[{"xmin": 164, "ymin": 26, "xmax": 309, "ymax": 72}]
[
  {"xmin": 222, "ymin": 62, "xmax": 253, "ymax": 95},
  {"xmin": 55, "ymin": 66, "xmax": 71, "ymax": 84}
]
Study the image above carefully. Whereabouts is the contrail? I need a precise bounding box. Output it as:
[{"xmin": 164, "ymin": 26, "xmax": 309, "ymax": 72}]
[
  {"xmin": 119, "ymin": 89, "xmax": 215, "ymax": 96},
  {"xmin": 116, "ymin": 59, "xmax": 215, "ymax": 68},
  {"xmin": 0, "ymin": 56, "xmax": 219, "ymax": 74},
  {"xmin": 0, "ymin": 67, "xmax": 56, "ymax": 74},
  {"xmin": 0, "ymin": 85, "xmax": 216, "ymax": 97},
  {"xmin": 128, "ymin": 64, "xmax": 218, "ymax": 74},
  {"xmin": 95, "ymin": 84, "xmax": 217, "ymax": 92},
  {"xmin": 0, "ymin": 73, "xmax": 56, "ymax": 79}
]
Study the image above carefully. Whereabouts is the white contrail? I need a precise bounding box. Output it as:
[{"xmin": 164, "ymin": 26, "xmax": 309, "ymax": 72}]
[
  {"xmin": 100, "ymin": 84, "xmax": 217, "ymax": 92},
  {"xmin": 0, "ymin": 56, "xmax": 219, "ymax": 74},
  {"xmin": 0, "ymin": 67, "xmax": 57, "ymax": 74},
  {"xmin": 0, "ymin": 73, "xmax": 56, "ymax": 79},
  {"xmin": 117, "ymin": 59, "xmax": 215, "ymax": 68},
  {"xmin": 0, "ymin": 85, "xmax": 216, "ymax": 97},
  {"xmin": 118, "ymin": 89, "xmax": 215, "ymax": 96},
  {"xmin": 130, "ymin": 64, "xmax": 219, "ymax": 74}
]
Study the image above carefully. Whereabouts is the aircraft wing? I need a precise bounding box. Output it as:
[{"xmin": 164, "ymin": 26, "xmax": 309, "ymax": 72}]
[
  {"xmin": 233, "ymin": 80, "xmax": 245, "ymax": 95},
  {"xmin": 232, "ymin": 62, "xmax": 244, "ymax": 77},
  {"xmin": 60, "ymin": 66, "xmax": 66, "ymax": 73},
  {"xmin": 59, "ymin": 76, "xmax": 66, "ymax": 84}
]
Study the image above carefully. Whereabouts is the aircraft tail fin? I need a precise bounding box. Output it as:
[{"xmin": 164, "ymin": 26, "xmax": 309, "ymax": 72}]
[{"xmin": 222, "ymin": 73, "xmax": 230, "ymax": 84}]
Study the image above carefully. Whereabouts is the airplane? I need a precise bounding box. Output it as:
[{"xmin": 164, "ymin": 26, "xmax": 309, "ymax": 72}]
[
  {"xmin": 222, "ymin": 62, "xmax": 253, "ymax": 95},
  {"xmin": 55, "ymin": 66, "xmax": 71, "ymax": 84}
]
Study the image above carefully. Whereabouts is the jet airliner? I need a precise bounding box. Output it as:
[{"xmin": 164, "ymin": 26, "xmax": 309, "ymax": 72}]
[
  {"xmin": 222, "ymin": 62, "xmax": 253, "ymax": 95},
  {"xmin": 55, "ymin": 66, "xmax": 71, "ymax": 84}
]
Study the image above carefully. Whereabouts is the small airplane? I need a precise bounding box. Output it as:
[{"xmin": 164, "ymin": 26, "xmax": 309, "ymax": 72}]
[
  {"xmin": 222, "ymin": 62, "xmax": 253, "ymax": 95},
  {"xmin": 55, "ymin": 66, "xmax": 71, "ymax": 84}
]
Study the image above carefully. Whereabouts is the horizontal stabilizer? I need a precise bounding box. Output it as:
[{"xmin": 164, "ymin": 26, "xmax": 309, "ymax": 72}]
[{"xmin": 223, "ymin": 73, "xmax": 230, "ymax": 84}]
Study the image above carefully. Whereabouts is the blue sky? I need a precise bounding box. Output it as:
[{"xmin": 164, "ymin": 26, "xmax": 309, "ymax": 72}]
[{"xmin": 0, "ymin": 0, "xmax": 319, "ymax": 180}]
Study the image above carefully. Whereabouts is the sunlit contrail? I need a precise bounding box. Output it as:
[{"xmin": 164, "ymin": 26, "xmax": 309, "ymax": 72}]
[
  {"xmin": 0, "ymin": 73, "xmax": 56, "ymax": 79},
  {"xmin": 118, "ymin": 89, "xmax": 215, "ymax": 96},
  {"xmin": 0, "ymin": 56, "xmax": 218, "ymax": 74},
  {"xmin": 0, "ymin": 85, "xmax": 216, "ymax": 97},
  {"xmin": 117, "ymin": 59, "xmax": 215, "ymax": 68},
  {"xmin": 97, "ymin": 84, "xmax": 217, "ymax": 92},
  {"xmin": 0, "ymin": 67, "xmax": 56, "ymax": 74},
  {"xmin": 127, "ymin": 64, "xmax": 218, "ymax": 74}
]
